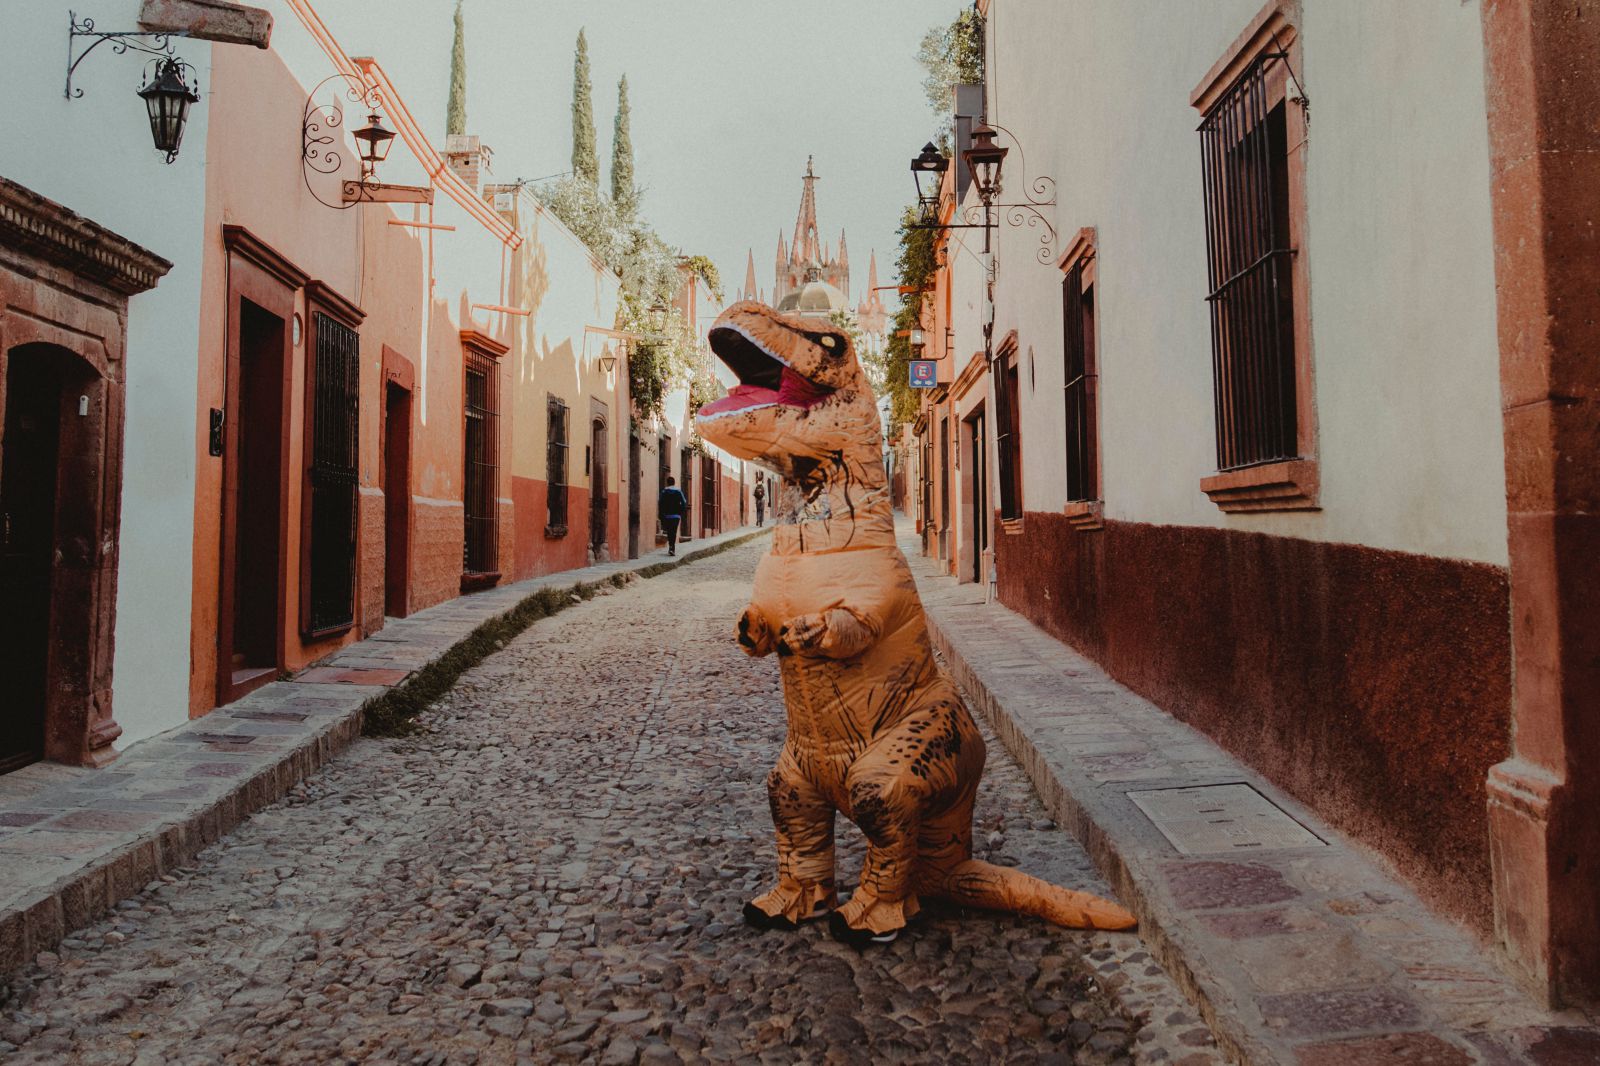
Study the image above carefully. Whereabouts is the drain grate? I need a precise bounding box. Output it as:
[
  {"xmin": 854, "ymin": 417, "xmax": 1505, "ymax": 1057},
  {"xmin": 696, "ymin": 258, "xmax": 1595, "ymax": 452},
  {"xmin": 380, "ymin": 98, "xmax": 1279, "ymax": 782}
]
[{"xmin": 1127, "ymin": 783, "xmax": 1326, "ymax": 855}]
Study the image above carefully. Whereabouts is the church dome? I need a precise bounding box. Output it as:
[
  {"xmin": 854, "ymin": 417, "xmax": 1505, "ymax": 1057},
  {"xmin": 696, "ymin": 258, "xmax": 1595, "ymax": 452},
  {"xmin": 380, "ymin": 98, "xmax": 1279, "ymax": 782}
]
[{"xmin": 776, "ymin": 261, "xmax": 848, "ymax": 318}]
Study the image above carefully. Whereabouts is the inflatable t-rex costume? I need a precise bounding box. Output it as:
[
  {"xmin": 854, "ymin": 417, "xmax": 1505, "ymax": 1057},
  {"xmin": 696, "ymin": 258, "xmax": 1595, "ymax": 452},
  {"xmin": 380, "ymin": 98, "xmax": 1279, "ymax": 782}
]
[{"xmin": 695, "ymin": 301, "xmax": 1136, "ymax": 945}]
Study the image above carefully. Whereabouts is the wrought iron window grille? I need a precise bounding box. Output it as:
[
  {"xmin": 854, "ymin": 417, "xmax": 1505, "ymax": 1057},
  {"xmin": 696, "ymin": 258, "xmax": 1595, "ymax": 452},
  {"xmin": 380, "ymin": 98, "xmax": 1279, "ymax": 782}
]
[
  {"xmin": 305, "ymin": 312, "xmax": 360, "ymax": 635},
  {"xmin": 545, "ymin": 397, "xmax": 570, "ymax": 536},
  {"xmin": 1197, "ymin": 49, "xmax": 1302, "ymax": 472},
  {"xmin": 463, "ymin": 352, "xmax": 499, "ymax": 574}
]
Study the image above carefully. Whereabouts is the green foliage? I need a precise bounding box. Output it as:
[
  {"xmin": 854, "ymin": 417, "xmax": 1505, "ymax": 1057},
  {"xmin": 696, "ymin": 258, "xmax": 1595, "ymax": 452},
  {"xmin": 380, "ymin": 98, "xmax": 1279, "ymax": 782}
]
[
  {"xmin": 611, "ymin": 75, "xmax": 637, "ymax": 217},
  {"xmin": 916, "ymin": 9, "xmax": 984, "ymax": 121},
  {"xmin": 687, "ymin": 350, "xmax": 721, "ymax": 418},
  {"xmin": 445, "ymin": 0, "xmax": 467, "ymax": 137},
  {"xmin": 571, "ymin": 29, "xmax": 599, "ymax": 186},
  {"xmin": 882, "ymin": 205, "xmax": 940, "ymax": 434},
  {"xmin": 619, "ymin": 292, "xmax": 697, "ymax": 421},
  {"xmin": 680, "ymin": 254, "xmax": 723, "ymax": 303}
]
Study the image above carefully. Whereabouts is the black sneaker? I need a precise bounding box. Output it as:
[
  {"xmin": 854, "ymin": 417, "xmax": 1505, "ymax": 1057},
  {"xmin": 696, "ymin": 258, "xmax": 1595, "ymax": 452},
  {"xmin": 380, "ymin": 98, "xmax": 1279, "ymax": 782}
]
[{"xmin": 827, "ymin": 911, "xmax": 900, "ymax": 947}]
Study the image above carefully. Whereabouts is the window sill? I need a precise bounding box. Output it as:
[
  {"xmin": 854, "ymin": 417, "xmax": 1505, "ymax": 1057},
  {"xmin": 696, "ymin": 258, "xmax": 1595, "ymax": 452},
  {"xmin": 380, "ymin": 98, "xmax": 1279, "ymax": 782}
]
[
  {"xmin": 460, "ymin": 570, "xmax": 501, "ymax": 593},
  {"xmin": 301, "ymin": 621, "xmax": 353, "ymax": 642},
  {"xmin": 1200, "ymin": 458, "xmax": 1320, "ymax": 513},
  {"xmin": 544, "ymin": 525, "xmax": 568, "ymax": 539},
  {"xmin": 1063, "ymin": 500, "xmax": 1105, "ymax": 531}
]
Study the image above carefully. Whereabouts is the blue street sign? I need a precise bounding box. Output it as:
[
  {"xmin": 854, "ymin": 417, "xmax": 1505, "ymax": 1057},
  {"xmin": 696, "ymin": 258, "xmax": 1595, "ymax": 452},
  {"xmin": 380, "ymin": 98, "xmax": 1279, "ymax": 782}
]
[{"xmin": 909, "ymin": 360, "xmax": 938, "ymax": 388}]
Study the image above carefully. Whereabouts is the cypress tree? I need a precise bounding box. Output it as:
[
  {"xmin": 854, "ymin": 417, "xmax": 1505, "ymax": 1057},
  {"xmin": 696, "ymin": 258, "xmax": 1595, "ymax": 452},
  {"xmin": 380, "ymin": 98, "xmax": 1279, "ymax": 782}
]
[
  {"xmin": 571, "ymin": 29, "xmax": 599, "ymax": 185},
  {"xmin": 611, "ymin": 75, "xmax": 636, "ymax": 216},
  {"xmin": 446, "ymin": 0, "xmax": 467, "ymax": 136}
]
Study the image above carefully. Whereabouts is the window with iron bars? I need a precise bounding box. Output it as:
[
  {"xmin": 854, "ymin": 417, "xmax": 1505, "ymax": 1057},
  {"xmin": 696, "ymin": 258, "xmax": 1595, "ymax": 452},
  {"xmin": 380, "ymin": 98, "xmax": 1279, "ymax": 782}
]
[
  {"xmin": 1198, "ymin": 51, "xmax": 1299, "ymax": 471},
  {"xmin": 546, "ymin": 396, "xmax": 569, "ymax": 535},
  {"xmin": 463, "ymin": 351, "xmax": 499, "ymax": 575},
  {"xmin": 304, "ymin": 311, "xmax": 360, "ymax": 635},
  {"xmin": 1062, "ymin": 259, "xmax": 1098, "ymax": 503}
]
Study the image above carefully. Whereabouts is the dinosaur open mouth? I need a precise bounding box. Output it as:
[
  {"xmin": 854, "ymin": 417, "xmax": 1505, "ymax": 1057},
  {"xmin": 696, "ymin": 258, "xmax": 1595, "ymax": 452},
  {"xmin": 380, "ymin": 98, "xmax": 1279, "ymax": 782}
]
[{"xmin": 699, "ymin": 324, "xmax": 834, "ymax": 419}]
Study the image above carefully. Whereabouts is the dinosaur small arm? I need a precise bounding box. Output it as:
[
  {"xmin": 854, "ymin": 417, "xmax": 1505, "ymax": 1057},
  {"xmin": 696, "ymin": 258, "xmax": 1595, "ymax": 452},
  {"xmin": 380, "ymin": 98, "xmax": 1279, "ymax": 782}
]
[{"xmin": 695, "ymin": 301, "xmax": 1137, "ymax": 944}]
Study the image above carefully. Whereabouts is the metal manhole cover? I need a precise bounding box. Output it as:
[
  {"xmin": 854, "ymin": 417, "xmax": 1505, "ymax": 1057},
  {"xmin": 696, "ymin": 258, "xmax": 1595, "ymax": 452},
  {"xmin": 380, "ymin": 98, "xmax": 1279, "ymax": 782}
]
[{"xmin": 1127, "ymin": 783, "xmax": 1326, "ymax": 855}]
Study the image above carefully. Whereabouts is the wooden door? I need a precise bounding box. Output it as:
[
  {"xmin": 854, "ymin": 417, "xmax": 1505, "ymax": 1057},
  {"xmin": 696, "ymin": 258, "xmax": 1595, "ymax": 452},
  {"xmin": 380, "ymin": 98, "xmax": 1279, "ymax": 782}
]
[{"xmin": 0, "ymin": 351, "xmax": 61, "ymax": 772}]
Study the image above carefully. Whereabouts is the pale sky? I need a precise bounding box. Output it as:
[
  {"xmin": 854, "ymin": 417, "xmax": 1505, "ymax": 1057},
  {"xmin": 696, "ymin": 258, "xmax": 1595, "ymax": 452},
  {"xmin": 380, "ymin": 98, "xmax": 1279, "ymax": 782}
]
[{"xmin": 313, "ymin": 0, "xmax": 967, "ymax": 307}]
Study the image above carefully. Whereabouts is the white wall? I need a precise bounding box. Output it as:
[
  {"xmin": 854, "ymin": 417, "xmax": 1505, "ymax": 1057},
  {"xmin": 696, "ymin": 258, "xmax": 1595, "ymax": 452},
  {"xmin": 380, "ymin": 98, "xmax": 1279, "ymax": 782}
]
[
  {"xmin": 0, "ymin": 0, "xmax": 212, "ymax": 744},
  {"xmin": 987, "ymin": 0, "xmax": 1507, "ymax": 565}
]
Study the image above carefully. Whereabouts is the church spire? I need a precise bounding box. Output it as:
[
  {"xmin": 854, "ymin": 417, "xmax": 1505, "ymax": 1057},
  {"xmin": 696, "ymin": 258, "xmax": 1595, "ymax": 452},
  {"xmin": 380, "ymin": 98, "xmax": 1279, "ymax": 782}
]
[
  {"xmin": 792, "ymin": 155, "xmax": 820, "ymax": 266},
  {"xmin": 742, "ymin": 250, "xmax": 759, "ymax": 302}
]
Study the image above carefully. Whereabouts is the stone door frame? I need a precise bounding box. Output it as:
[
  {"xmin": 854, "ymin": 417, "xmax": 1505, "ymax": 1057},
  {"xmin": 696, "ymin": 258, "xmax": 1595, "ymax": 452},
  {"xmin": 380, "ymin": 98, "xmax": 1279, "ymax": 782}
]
[{"xmin": 0, "ymin": 178, "xmax": 171, "ymax": 767}]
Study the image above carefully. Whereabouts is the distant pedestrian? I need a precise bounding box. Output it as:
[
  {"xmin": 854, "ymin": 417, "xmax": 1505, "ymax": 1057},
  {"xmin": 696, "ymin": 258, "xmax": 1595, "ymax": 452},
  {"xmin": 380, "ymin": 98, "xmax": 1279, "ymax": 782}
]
[
  {"xmin": 754, "ymin": 481, "xmax": 766, "ymax": 527},
  {"xmin": 659, "ymin": 476, "xmax": 688, "ymax": 556}
]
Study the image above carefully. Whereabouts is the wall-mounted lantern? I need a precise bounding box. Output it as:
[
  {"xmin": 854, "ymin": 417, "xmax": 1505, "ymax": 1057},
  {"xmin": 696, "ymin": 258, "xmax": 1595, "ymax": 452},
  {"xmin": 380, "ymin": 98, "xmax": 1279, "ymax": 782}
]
[
  {"xmin": 351, "ymin": 112, "xmax": 396, "ymax": 181},
  {"xmin": 962, "ymin": 123, "xmax": 1008, "ymax": 206},
  {"xmin": 136, "ymin": 57, "xmax": 200, "ymax": 163},
  {"xmin": 910, "ymin": 142, "xmax": 949, "ymax": 225},
  {"xmin": 67, "ymin": 13, "xmax": 201, "ymax": 164},
  {"xmin": 597, "ymin": 348, "xmax": 618, "ymax": 373},
  {"xmin": 907, "ymin": 120, "xmax": 1057, "ymax": 262}
]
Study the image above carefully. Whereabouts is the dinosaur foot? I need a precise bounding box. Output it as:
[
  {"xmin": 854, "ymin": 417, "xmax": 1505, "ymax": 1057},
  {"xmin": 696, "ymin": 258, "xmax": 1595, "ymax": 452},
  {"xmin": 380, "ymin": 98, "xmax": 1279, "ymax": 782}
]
[
  {"xmin": 826, "ymin": 891, "xmax": 921, "ymax": 949},
  {"xmin": 742, "ymin": 880, "xmax": 836, "ymax": 932}
]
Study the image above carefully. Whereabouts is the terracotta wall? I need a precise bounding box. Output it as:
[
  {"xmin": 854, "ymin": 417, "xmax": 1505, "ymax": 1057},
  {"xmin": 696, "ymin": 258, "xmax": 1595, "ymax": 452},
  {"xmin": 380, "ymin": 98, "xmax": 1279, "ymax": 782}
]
[{"xmin": 995, "ymin": 513, "xmax": 1512, "ymax": 932}]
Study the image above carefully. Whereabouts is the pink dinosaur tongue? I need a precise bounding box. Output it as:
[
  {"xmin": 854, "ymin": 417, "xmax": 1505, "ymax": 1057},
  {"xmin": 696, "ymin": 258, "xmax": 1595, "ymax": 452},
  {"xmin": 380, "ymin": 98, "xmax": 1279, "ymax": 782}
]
[
  {"xmin": 697, "ymin": 368, "xmax": 834, "ymax": 418},
  {"xmin": 775, "ymin": 367, "xmax": 833, "ymax": 409}
]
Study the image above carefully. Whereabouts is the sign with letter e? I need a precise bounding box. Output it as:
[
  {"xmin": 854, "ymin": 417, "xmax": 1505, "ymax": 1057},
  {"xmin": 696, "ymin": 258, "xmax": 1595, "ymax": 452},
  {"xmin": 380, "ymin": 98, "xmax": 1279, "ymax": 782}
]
[{"xmin": 909, "ymin": 360, "xmax": 938, "ymax": 388}]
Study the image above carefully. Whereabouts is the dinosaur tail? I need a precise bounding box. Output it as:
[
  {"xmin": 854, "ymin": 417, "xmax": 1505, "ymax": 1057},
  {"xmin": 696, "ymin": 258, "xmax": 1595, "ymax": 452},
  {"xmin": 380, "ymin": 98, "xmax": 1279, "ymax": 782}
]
[{"xmin": 934, "ymin": 859, "xmax": 1138, "ymax": 931}]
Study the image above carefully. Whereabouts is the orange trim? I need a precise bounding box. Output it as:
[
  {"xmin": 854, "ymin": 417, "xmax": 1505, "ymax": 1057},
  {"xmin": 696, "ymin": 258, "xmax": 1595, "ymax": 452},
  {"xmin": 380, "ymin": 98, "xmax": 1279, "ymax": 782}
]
[{"xmin": 460, "ymin": 328, "xmax": 510, "ymax": 357}]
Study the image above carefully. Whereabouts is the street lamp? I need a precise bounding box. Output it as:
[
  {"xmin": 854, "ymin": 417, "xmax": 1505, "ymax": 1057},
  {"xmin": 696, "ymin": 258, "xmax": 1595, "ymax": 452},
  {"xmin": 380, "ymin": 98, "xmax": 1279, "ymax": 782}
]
[
  {"xmin": 910, "ymin": 327, "xmax": 925, "ymax": 354},
  {"xmin": 598, "ymin": 346, "xmax": 617, "ymax": 373},
  {"xmin": 910, "ymin": 142, "xmax": 948, "ymax": 224},
  {"xmin": 136, "ymin": 57, "xmax": 200, "ymax": 163},
  {"xmin": 351, "ymin": 111, "xmax": 396, "ymax": 181},
  {"xmin": 963, "ymin": 123, "xmax": 1008, "ymax": 206}
]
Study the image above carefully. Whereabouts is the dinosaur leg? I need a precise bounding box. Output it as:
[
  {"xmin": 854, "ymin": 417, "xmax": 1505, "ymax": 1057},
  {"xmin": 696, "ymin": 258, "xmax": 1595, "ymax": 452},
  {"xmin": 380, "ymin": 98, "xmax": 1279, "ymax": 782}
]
[
  {"xmin": 830, "ymin": 701, "xmax": 979, "ymax": 945},
  {"xmin": 744, "ymin": 747, "xmax": 838, "ymax": 930}
]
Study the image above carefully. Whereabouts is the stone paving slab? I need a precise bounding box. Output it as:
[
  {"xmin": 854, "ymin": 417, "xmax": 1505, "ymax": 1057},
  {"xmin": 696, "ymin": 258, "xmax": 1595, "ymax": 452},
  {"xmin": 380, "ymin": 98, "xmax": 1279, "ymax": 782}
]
[
  {"xmin": 0, "ymin": 527, "xmax": 768, "ymax": 982},
  {"xmin": 899, "ymin": 524, "xmax": 1599, "ymax": 1066}
]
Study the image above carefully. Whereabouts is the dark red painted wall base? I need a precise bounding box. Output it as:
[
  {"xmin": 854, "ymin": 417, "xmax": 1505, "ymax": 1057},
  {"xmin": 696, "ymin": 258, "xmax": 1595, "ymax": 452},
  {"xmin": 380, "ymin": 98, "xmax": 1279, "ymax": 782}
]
[{"xmin": 995, "ymin": 511, "xmax": 1511, "ymax": 934}]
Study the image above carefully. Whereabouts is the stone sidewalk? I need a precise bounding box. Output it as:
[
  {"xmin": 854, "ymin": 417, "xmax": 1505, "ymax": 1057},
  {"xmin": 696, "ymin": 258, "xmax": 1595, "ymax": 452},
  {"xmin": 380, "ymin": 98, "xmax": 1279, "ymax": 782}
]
[
  {"xmin": 901, "ymin": 526, "xmax": 1599, "ymax": 1066},
  {"xmin": 0, "ymin": 526, "xmax": 767, "ymax": 981}
]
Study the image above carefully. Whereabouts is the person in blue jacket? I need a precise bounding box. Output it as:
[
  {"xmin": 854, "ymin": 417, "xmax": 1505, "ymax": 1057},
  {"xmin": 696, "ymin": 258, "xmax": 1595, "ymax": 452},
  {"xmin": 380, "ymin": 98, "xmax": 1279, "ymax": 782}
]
[{"xmin": 658, "ymin": 476, "xmax": 688, "ymax": 556}]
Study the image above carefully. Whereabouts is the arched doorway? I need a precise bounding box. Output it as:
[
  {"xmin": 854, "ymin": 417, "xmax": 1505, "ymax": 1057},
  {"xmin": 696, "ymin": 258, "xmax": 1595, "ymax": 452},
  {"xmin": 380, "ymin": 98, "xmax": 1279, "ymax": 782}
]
[
  {"xmin": 0, "ymin": 177, "xmax": 171, "ymax": 770},
  {"xmin": 1, "ymin": 344, "xmax": 111, "ymax": 771}
]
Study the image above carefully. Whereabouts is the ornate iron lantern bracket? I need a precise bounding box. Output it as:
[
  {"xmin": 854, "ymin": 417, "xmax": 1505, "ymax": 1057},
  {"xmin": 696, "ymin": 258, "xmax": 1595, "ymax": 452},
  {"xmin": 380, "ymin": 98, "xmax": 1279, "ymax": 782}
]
[
  {"xmin": 65, "ymin": 10, "xmax": 190, "ymax": 99},
  {"xmin": 303, "ymin": 73, "xmax": 433, "ymax": 210}
]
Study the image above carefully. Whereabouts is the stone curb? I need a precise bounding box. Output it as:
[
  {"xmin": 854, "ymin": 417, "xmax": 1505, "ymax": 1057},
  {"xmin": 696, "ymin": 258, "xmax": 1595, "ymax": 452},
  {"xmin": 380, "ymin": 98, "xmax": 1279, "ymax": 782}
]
[{"xmin": 0, "ymin": 527, "xmax": 770, "ymax": 982}]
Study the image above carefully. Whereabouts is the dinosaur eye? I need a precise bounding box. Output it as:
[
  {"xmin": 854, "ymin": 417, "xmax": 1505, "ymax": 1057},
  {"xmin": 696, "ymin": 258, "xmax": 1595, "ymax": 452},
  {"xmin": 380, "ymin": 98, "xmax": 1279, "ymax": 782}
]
[{"xmin": 819, "ymin": 336, "xmax": 836, "ymax": 349}]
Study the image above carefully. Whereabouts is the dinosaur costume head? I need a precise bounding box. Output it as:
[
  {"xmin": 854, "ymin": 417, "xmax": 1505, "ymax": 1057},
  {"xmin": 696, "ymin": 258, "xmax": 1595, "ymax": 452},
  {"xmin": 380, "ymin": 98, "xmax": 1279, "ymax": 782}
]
[
  {"xmin": 697, "ymin": 301, "xmax": 881, "ymax": 475},
  {"xmin": 698, "ymin": 302, "xmax": 890, "ymax": 552}
]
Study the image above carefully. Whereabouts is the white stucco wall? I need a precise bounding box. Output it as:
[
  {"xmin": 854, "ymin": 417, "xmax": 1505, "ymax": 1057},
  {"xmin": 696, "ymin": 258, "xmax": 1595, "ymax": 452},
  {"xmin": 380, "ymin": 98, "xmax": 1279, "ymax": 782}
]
[
  {"xmin": 987, "ymin": 0, "xmax": 1507, "ymax": 565},
  {"xmin": 0, "ymin": 0, "xmax": 211, "ymax": 744}
]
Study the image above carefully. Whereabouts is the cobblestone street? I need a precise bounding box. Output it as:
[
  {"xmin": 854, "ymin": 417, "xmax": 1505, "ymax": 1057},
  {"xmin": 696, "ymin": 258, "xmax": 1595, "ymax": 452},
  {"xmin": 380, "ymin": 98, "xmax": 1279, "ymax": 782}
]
[{"xmin": 0, "ymin": 541, "xmax": 1218, "ymax": 1065}]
